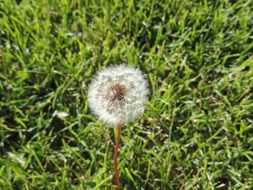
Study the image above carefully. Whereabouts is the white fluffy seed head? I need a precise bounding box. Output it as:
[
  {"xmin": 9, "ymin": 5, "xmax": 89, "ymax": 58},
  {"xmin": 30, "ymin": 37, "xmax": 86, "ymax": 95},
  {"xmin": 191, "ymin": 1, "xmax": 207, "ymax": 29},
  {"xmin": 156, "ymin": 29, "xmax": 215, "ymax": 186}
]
[{"xmin": 88, "ymin": 64, "xmax": 149, "ymax": 126}]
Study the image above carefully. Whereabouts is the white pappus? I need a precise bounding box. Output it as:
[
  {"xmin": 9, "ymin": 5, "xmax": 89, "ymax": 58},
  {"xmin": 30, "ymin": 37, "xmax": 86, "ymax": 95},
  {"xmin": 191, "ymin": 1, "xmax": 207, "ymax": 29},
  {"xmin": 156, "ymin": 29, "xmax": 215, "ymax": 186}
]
[{"xmin": 88, "ymin": 64, "xmax": 149, "ymax": 126}]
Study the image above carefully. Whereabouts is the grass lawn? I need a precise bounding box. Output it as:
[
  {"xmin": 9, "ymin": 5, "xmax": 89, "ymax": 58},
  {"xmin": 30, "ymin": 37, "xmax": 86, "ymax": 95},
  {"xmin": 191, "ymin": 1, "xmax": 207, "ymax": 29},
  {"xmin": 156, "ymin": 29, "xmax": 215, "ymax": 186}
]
[{"xmin": 1, "ymin": 0, "xmax": 253, "ymax": 189}]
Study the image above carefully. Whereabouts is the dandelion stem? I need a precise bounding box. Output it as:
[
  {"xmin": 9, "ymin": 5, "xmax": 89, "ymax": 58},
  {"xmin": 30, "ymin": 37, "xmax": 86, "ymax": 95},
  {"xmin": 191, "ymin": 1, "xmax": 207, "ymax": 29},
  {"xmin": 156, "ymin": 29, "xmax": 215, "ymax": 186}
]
[{"xmin": 113, "ymin": 124, "xmax": 122, "ymax": 190}]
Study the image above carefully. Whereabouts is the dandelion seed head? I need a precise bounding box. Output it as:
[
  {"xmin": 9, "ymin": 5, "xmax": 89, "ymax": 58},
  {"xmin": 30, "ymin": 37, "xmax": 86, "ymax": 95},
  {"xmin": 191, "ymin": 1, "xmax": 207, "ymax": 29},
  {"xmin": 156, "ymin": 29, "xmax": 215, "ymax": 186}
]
[{"xmin": 88, "ymin": 64, "xmax": 149, "ymax": 126}]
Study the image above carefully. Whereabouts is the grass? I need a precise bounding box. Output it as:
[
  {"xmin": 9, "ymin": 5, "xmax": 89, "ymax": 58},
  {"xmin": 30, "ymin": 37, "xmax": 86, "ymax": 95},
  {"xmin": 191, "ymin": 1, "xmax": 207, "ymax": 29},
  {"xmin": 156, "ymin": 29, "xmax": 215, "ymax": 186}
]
[{"xmin": 0, "ymin": 0, "xmax": 253, "ymax": 189}]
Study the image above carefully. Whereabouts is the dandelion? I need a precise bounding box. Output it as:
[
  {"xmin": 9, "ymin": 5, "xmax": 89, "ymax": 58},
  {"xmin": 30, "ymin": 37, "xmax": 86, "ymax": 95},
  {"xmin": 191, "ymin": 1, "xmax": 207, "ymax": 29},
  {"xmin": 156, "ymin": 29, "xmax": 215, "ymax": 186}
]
[
  {"xmin": 88, "ymin": 64, "xmax": 149, "ymax": 126},
  {"xmin": 88, "ymin": 64, "xmax": 149, "ymax": 189}
]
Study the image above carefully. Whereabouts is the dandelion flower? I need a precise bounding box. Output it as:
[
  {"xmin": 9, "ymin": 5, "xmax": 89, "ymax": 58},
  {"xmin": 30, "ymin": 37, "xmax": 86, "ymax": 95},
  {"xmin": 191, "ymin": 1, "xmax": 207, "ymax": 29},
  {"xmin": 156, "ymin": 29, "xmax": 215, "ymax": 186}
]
[
  {"xmin": 87, "ymin": 64, "xmax": 149, "ymax": 189},
  {"xmin": 88, "ymin": 64, "xmax": 149, "ymax": 126}
]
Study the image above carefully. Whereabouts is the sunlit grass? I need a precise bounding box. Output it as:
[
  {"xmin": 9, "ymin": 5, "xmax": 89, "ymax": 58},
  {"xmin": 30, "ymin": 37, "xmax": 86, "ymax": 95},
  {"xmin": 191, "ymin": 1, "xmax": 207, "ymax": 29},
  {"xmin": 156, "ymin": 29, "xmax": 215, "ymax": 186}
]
[{"xmin": 0, "ymin": 0, "xmax": 253, "ymax": 189}]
